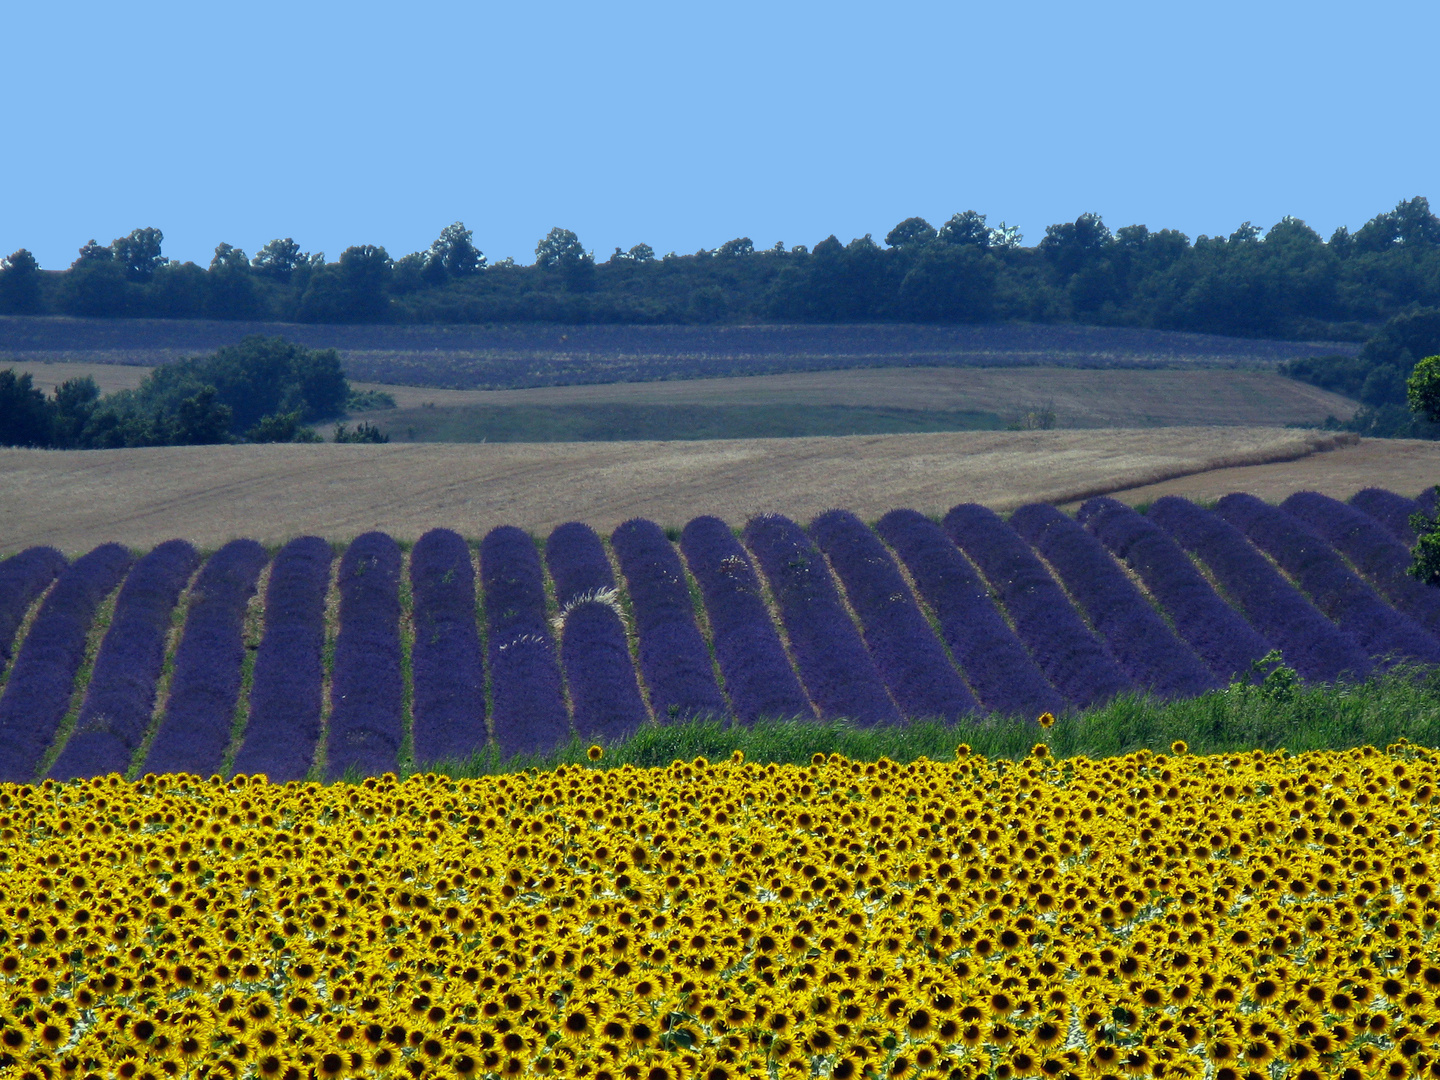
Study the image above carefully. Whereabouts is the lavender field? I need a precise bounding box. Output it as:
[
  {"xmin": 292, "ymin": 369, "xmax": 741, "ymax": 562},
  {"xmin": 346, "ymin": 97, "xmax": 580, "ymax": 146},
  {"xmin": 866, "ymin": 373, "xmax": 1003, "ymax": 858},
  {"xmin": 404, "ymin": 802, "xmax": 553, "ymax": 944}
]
[
  {"xmin": 0, "ymin": 316, "xmax": 1357, "ymax": 390},
  {"xmin": 0, "ymin": 486, "xmax": 1432, "ymax": 782}
]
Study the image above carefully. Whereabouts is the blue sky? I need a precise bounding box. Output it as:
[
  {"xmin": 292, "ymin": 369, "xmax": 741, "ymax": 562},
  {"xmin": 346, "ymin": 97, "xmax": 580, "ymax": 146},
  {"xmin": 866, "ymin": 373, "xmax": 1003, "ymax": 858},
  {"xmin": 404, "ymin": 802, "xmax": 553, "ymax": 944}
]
[{"xmin": 4, "ymin": 0, "xmax": 1436, "ymax": 270}]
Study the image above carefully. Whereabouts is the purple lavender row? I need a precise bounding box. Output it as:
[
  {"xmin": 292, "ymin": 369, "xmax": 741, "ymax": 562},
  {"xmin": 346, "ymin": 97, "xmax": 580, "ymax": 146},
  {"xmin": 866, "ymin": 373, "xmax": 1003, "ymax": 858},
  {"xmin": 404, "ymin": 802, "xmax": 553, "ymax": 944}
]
[
  {"xmin": 482, "ymin": 526, "xmax": 568, "ymax": 759},
  {"xmin": 142, "ymin": 540, "xmax": 269, "ymax": 777},
  {"xmin": 612, "ymin": 518, "xmax": 728, "ymax": 723},
  {"xmin": 1010, "ymin": 503, "xmax": 1218, "ymax": 699},
  {"xmin": 743, "ymin": 514, "xmax": 900, "ymax": 726},
  {"xmin": 0, "ymin": 543, "xmax": 133, "ymax": 783},
  {"xmin": 0, "ymin": 547, "xmax": 66, "ymax": 676},
  {"xmin": 232, "ymin": 536, "xmax": 333, "ymax": 782},
  {"xmin": 1078, "ymin": 498, "xmax": 1272, "ymax": 683},
  {"xmin": 1350, "ymin": 488, "xmax": 1423, "ymax": 546},
  {"xmin": 48, "ymin": 540, "xmax": 200, "ymax": 780},
  {"xmin": 1147, "ymin": 497, "xmax": 1372, "ymax": 684},
  {"xmin": 409, "ymin": 529, "xmax": 486, "ymax": 769},
  {"xmin": 1282, "ymin": 492, "xmax": 1440, "ymax": 637},
  {"xmin": 560, "ymin": 602, "xmax": 648, "ymax": 743},
  {"xmin": 325, "ymin": 533, "xmax": 404, "ymax": 780},
  {"xmin": 875, "ymin": 510, "xmax": 1063, "ymax": 718},
  {"xmin": 809, "ymin": 510, "xmax": 975, "ymax": 721},
  {"xmin": 943, "ymin": 504, "xmax": 1130, "ymax": 709},
  {"xmin": 679, "ymin": 516, "xmax": 814, "ymax": 724},
  {"xmin": 546, "ymin": 523, "xmax": 648, "ymax": 742},
  {"xmin": 1215, "ymin": 493, "xmax": 1440, "ymax": 668},
  {"xmin": 546, "ymin": 521, "xmax": 616, "ymax": 604}
]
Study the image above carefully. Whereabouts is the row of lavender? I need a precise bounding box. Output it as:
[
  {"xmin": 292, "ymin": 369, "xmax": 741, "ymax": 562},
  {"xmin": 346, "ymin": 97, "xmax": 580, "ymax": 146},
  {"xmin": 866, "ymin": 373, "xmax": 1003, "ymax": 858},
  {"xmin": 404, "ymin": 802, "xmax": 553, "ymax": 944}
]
[{"xmin": 0, "ymin": 485, "xmax": 1436, "ymax": 782}]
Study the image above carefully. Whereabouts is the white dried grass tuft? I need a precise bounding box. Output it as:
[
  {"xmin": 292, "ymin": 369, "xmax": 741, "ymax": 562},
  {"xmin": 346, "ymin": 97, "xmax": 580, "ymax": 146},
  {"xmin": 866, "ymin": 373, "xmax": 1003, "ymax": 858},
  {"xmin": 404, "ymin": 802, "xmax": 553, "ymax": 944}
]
[{"xmin": 550, "ymin": 586, "xmax": 627, "ymax": 633}]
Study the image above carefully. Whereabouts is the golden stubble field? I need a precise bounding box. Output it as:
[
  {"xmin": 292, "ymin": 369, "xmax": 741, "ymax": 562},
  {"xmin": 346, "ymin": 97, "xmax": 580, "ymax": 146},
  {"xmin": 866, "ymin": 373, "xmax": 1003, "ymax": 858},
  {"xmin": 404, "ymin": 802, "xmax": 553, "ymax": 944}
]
[{"xmin": 0, "ymin": 428, "xmax": 1369, "ymax": 556}]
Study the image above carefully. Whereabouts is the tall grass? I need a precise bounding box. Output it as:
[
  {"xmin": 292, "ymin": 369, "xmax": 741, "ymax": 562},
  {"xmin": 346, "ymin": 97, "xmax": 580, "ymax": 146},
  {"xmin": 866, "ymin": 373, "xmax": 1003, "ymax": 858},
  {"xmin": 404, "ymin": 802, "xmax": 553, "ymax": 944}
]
[{"xmin": 403, "ymin": 663, "xmax": 1440, "ymax": 779}]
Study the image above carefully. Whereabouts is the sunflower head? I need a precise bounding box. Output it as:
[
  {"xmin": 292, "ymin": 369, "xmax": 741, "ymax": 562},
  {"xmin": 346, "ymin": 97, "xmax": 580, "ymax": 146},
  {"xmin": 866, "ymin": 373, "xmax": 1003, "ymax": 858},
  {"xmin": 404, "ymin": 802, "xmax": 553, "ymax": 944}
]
[
  {"xmin": 1171, "ymin": 740, "xmax": 1189, "ymax": 755},
  {"xmin": 954, "ymin": 744, "xmax": 971, "ymax": 759},
  {"xmin": 1031, "ymin": 743, "xmax": 1051, "ymax": 759},
  {"xmin": 1037, "ymin": 712, "xmax": 1056, "ymax": 729},
  {"xmin": 587, "ymin": 745, "xmax": 604, "ymax": 762}
]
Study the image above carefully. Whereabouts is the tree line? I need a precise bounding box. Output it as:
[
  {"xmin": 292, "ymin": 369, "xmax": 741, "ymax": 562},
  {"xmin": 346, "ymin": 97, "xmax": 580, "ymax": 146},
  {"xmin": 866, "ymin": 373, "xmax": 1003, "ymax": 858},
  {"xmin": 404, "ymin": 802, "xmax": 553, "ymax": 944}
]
[
  {"xmin": 2, "ymin": 198, "xmax": 1438, "ymax": 340},
  {"xmin": 0, "ymin": 337, "xmax": 388, "ymax": 449}
]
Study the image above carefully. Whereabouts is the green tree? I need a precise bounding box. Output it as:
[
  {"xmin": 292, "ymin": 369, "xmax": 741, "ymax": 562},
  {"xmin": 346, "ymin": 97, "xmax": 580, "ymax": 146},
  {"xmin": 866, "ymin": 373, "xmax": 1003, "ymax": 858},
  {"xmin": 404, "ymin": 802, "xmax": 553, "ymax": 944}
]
[
  {"xmin": 0, "ymin": 369, "xmax": 54, "ymax": 447},
  {"xmin": 1406, "ymin": 355, "xmax": 1440, "ymax": 422},
  {"xmin": 245, "ymin": 410, "xmax": 321, "ymax": 443},
  {"xmin": 50, "ymin": 377, "xmax": 100, "ymax": 447},
  {"xmin": 717, "ymin": 237, "xmax": 754, "ymax": 258},
  {"xmin": 206, "ymin": 243, "xmax": 262, "ymax": 319},
  {"xmin": 429, "ymin": 222, "xmax": 485, "ymax": 277},
  {"xmin": 110, "ymin": 227, "xmax": 167, "ymax": 282},
  {"xmin": 938, "ymin": 211, "xmax": 992, "ymax": 249},
  {"xmin": 251, "ymin": 238, "xmax": 304, "ymax": 282},
  {"xmin": 0, "ymin": 249, "xmax": 42, "ymax": 314},
  {"xmin": 333, "ymin": 421, "xmax": 389, "ymax": 443},
  {"xmin": 297, "ymin": 246, "xmax": 393, "ymax": 322},
  {"xmin": 884, "ymin": 217, "xmax": 937, "ymax": 249}
]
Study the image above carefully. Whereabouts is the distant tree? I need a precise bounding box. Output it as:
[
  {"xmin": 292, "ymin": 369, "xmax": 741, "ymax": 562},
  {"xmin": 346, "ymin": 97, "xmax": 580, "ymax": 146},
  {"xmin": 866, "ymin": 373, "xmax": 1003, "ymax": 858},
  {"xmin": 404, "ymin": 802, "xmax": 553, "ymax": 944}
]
[
  {"xmin": 938, "ymin": 211, "xmax": 992, "ymax": 249},
  {"xmin": 50, "ymin": 377, "xmax": 100, "ymax": 447},
  {"xmin": 206, "ymin": 243, "xmax": 262, "ymax": 319},
  {"xmin": 429, "ymin": 222, "xmax": 485, "ymax": 277},
  {"xmin": 1353, "ymin": 196, "xmax": 1440, "ymax": 253},
  {"xmin": 110, "ymin": 227, "xmax": 167, "ymax": 282},
  {"xmin": 0, "ymin": 369, "xmax": 54, "ymax": 447},
  {"xmin": 885, "ymin": 217, "xmax": 937, "ymax": 249},
  {"xmin": 0, "ymin": 249, "xmax": 42, "ymax": 314},
  {"xmin": 988, "ymin": 222, "xmax": 1023, "ymax": 249},
  {"xmin": 535, "ymin": 228, "xmax": 587, "ymax": 270},
  {"xmin": 1406, "ymin": 354, "xmax": 1440, "ymax": 423},
  {"xmin": 252, "ymin": 238, "xmax": 304, "ymax": 282},
  {"xmin": 717, "ymin": 237, "xmax": 754, "ymax": 258},
  {"xmin": 333, "ymin": 421, "xmax": 389, "ymax": 443},
  {"xmin": 628, "ymin": 243, "xmax": 655, "ymax": 262},
  {"xmin": 297, "ymin": 246, "xmax": 393, "ymax": 322},
  {"xmin": 688, "ymin": 286, "xmax": 728, "ymax": 323},
  {"xmin": 74, "ymin": 239, "xmax": 112, "ymax": 265},
  {"xmin": 897, "ymin": 243, "xmax": 998, "ymax": 322},
  {"xmin": 1040, "ymin": 213, "xmax": 1113, "ymax": 279},
  {"xmin": 390, "ymin": 252, "xmax": 429, "ymax": 294},
  {"xmin": 60, "ymin": 258, "xmax": 131, "ymax": 317},
  {"xmin": 245, "ymin": 410, "xmax": 321, "ymax": 443},
  {"xmin": 148, "ymin": 262, "xmax": 208, "ymax": 318},
  {"xmin": 165, "ymin": 386, "xmax": 232, "ymax": 444}
]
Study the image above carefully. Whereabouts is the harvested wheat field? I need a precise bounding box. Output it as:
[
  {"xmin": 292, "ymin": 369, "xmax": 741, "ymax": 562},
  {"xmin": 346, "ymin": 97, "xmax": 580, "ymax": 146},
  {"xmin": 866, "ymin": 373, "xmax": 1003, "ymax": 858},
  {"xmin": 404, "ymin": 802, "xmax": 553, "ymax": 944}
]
[
  {"xmin": 0, "ymin": 427, "xmax": 1350, "ymax": 555},
  {"xmin": 1072, "ymin": 437, "xmax": 1440, "ymax": 508}
]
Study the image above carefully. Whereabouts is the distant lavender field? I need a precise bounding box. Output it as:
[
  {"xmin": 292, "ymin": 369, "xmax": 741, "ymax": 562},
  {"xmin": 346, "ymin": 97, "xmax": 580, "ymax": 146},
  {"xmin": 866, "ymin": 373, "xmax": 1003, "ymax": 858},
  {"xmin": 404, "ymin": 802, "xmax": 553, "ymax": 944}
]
[
  {"xmin": 0, "ymin": 316, "xmax": 1358, "ymax": 391},
  {"xmin": 0, "ymin": 486, "xmax": 1433, "ymax": 782}
]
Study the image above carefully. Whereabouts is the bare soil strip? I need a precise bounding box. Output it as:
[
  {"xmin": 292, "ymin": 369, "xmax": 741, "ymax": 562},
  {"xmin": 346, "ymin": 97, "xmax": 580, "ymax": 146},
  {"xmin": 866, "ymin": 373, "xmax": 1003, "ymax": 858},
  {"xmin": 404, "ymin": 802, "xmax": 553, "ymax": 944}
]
[{"xmin": 0, "ymin": 429, "xmax": 1350, "ymax": 556}]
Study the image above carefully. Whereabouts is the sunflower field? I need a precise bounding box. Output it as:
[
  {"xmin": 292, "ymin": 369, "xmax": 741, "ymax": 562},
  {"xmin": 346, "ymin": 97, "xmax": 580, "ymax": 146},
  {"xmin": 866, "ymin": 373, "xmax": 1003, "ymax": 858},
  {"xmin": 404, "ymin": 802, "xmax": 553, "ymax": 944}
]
[{"xmin": 3, "ymin": 739, "xmax": 1439, "ymax": 1080}]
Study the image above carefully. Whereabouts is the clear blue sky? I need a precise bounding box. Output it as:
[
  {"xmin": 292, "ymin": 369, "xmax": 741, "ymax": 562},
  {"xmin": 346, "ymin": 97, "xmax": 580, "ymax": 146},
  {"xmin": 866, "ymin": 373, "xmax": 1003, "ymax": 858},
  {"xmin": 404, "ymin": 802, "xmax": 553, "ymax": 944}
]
[{"xmin": 4, "ymin": 0, "xmax": 1436, "ymax": 270}]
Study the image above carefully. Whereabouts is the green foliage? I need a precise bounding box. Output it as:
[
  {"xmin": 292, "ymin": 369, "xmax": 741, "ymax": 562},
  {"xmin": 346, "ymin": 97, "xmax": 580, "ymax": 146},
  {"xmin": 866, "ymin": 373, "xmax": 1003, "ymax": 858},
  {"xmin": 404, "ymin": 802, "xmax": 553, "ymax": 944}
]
[
  {"xmin": 415, "ymin": 665, "xmax": 1440, "ymax": 778},
  {"xmin": 345, "ymin": 388, "xmax": 397, "ymax": 412},
  {"xmin": 332, "ymin": 420, "xmax": 389, "ymax": 443},
  {"xmin": 1406, "ymin": 354, "xmax": 1440, "ymax": 422},
  {"xmin": 0, "ymin": 249, "xmax": 42, "ymax": 314},
  {"xmin": 1409, "ymin": 506, "xmax": 1440, "ymax": 586},
  {"xmin": 0, "ymin": 336, "xmax": 347, "ymax": 449}
]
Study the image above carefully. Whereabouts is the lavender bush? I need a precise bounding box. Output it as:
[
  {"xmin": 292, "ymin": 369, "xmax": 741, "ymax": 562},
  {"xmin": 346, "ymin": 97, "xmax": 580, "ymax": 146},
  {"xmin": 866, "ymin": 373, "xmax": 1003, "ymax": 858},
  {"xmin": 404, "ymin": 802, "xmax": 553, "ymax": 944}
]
[
  {"xmin": 1216, "ymin": 493, "xmax": 1440, "ymax": 668},
  {"xmin": 231, "ymin": 536, "xmax": 333, "ymax": 782},
  {"xmin": 409, "ymin": 528, "xmax": 486, "ymax": 769},
  {"xmin": 482, "ymin": 525, "xmax": 569, "ymax": 759},
  {"xmin": 679, "ymin": 516, "xmax": 813, "ymax": 724},
  {"xmin": 0, "ymin": 546, "xmax": 66, "ymax": 676},
  {"xmin": 142, "ymin": 540, "xmax": 269, "ymax": 777},
  {"xmin": 1010, "ymin": 503, "xmax": 1217, "ymax": 699},
  {"xmin": 1078, "ymin": 497, "xmax": 1272, "ymax": 683},
  {"xmin": 944, "ymin": 504, "xmax": 1130, "ymax": 709},
  {"xmin": 875, "ymin": 509, "xmax": 1063, "ymax": 718},
  {"xmin": 809, "ymin": 509, "xmax": 975, "ymax": 721},
  {"xmin": 612, "ymin": 518, "xmax": 728, "ymax": 723},
  {"xmin": 0, "ymin": 543, "xmax": 133, "ymax": 783},
  {"xmin": 560, "ymin": 601, "xmax": 648, "ymax": 743},
  {"xmin": 1350, "ymin": 488, "xmax": 1423, "ymax": 545},
  {"xmin": 545, "ymin": 522, "xmax": 616, "ymax": 605},
  {"xmin": 48, "ymin": 539, "xmax": 199, "ymax": 780},
  {"xmin": 743, "ymin": 514, "xmax": 899, "ymax": 726},
  {"xmin": 325, "ymin": 532, "xmax": 404, "ymax": 780},
  {"xmin": 1282, "ymin": 491, "xmax": 1440, "ymax": 636},
  {"xmin": 1148, "ymin": 497, "xmax": 1372, "ymax": 684}
]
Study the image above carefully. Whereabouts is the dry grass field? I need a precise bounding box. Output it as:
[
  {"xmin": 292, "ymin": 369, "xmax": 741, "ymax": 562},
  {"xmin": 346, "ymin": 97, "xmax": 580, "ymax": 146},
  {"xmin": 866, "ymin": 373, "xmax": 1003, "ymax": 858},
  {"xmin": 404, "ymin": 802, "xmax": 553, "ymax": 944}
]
[
  {"xmin": 5, "ymin": 360, "xmax": 1359, "ymax": 432},
  {"xmin": 0, "ymin": 427, "xmax": 1352, "ymax": 555},
  {"xmin": 1067, "ymin": 437, "xmax": 1440, "ymax": 508}
]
